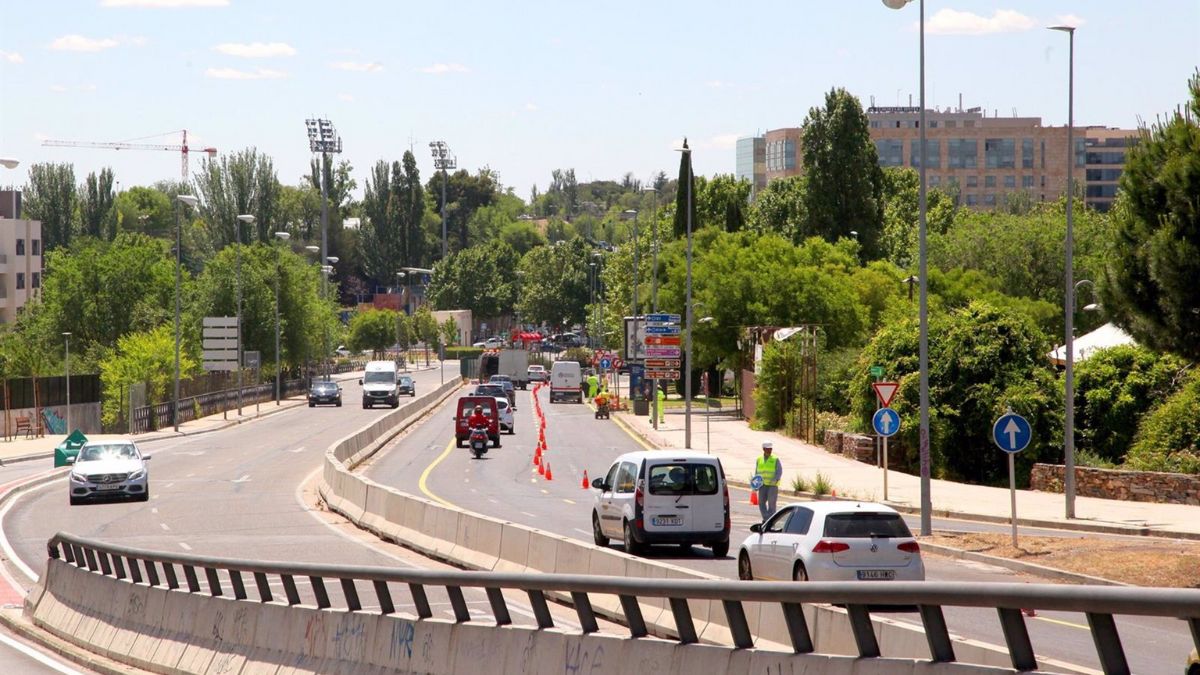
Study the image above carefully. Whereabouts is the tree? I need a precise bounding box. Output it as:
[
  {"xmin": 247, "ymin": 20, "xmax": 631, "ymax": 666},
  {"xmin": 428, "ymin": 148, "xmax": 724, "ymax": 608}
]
[
  {"xmin": 394, "ymin": 151, "xmax": 427, "ymax": 268},
  {"xmin": 413, "ymin": 306, "xmax": 439, "ymax": 365},
  {"xmin": 671, "ymin": 140, "xmax": 697, "ymax": 238},
  {"xmin": 23, "ymin": 162, "xmax": 77, "ymax": 251},
  {"xmin": 79, "ymin": 167, "xmax": 116, "ymax": 240},
  {"xmin": 1101, "ymin": 71, "xmax": 1200, "ymax": 361},
  {"xmin": 426, "ymin": 169, "xmax": 498, "ymax": 253},
  {"xmin": 498, "ymin": 220, "xmax": 546, "ymax": 255},
  {"xmin": 277, "ymin": 183, "xmax": 322, "ymax": 241},
  {"xmin": 696, "ymin": 174, "xmax": 751, "ymax": 232},
  {"xmin": 360, "ymin": 160, "xmax": 405, "ymax": 285},
  {"xmin": 800, "ymin": 88, "xmax": 885, "ymax": 257},
  {"xmin": 112, "ymin": 186, "xmax": 172, "ymax": 238},
  {"xmin": 440, "ymin": 317, "xmax": 459, "ymax": 347},
  {"xmin": 879, "ymin": 167, "xmax": 958, "ymax": 267},
  {"xmin": 1125, "ymin": 370, "xmax": 1200, "ymax": 474},
  {"xmin": 347, "ymin": 309, "xmax": 398, "ymax": 358},
  {"xmin": 427, "ymin": 244, "xmax": 519, "ymax": 319},
  {"xmin": 193, "ymin": 147, "xmax": 282, "ymax": 248},
  {"xmin": 746, "ymin": 176, "xmax": 806, "ymax": 240},
  {"xmin": 517, "ymin": 238, "xmax": 591, "ymax": 328},
  {"xmin": 99, "ymin": 325, "xmax": 196, "ymax": 427}
]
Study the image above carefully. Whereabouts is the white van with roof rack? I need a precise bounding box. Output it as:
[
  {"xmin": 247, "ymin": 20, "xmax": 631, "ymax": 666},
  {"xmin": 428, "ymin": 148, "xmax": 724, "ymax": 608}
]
[{"xmin": 590, "ymin": 450, "xmax": 730, "ymax": 557}]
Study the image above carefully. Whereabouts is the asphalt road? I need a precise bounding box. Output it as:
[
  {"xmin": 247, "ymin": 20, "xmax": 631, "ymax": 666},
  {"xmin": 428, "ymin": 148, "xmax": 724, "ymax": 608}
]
[
  {"xmin": 0, "ymin": 367, "xmax": 618, "ymax": 673},
  {"xmin": 363, "ymin": 385, "xmax": 1192, "ymax": 675}
]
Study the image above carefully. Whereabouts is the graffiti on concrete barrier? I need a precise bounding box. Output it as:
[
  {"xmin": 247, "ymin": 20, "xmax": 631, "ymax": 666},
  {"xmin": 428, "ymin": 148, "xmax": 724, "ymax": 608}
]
[
  {"xmin": 125, "ymin": 591, "xmax": 144, "ymax": 618},
  {"xmin": 390, "ymin": 620, "xmax": 415, "ymax": 661},
  {"xmin": 563, "ymin": 641, "xmax": 605, "ymax": 675},
  {"xmin": 332, "ymin": 616, "xmax": 367, "ymax": 660},
  {"xmin": 303, "ymin": 613, "xmax": 328, "ymax": 661}
]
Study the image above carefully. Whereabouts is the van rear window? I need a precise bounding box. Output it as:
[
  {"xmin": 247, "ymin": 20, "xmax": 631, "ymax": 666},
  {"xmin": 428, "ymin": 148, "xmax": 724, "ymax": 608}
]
[
  {"xmin": 647, "ymin": 464, "xmax": 719, "ymax": 496},
  {"xmin": 822, "ymin": 513, "xmax": 911, "ymax": 538}
]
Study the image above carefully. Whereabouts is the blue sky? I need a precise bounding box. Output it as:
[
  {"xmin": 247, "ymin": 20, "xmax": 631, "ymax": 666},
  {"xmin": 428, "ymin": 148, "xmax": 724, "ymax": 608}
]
[{"xmin": 1, "ymin": 0, "xmax": 1197, "ymax": 199}]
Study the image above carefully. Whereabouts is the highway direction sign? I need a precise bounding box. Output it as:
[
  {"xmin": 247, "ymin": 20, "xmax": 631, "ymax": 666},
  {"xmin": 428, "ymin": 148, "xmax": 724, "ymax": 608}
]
[
  {"xmin": 645, "ymin": 370, "xmax": 680, "ymax": 379},
  {"xmin": 644, "ymin": 347, "xmax": 681, "ymax": 358},
  {"xmin": 992, "ymin": 412, "xmax": 1032, "ymax": 453},
  {"xmin": 644, "ymin": 336, "xmax": 681, "ymax": 346},
  {"xmin": 645, "ymin": 324, "xmax": 681, "ymax": 334},
  {"xmin": 202, "ymin": 316, "xmax": 239, "ymax": 372},
  {"xmin": 644, "ymin": 359, "xmax": 681, "ymax": 369},
  {"xmin": 872, "ymin": 408, "xmax": 900, "ymax": 437},
  {"xmin": 645, "ymin": 313, "xmax": 681, "ymax": 323}
]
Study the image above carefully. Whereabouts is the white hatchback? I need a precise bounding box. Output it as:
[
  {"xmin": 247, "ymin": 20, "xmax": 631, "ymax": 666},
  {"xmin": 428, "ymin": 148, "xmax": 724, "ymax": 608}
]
[{"xmin": 736, "ymin": 501, "xmax": 924, "ymax": 582}]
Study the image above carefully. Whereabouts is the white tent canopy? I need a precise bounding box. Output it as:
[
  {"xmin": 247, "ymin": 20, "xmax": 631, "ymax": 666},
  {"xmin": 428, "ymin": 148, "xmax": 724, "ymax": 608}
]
[{"xmin": 1049, "ymin": 322, "xmax": 1137, "ymax": 367}]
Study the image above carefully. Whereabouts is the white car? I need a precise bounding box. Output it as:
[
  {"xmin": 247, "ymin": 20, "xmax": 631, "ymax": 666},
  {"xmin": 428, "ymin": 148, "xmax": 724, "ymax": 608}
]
[
  {"xmin": 472, "ymin": 337, "xmax": 504, "ymax": 349},
  {"xmin": 68, "ymin": 440, "xmax": 151, "ymax": 505},
  {"xmin": 493, "ymin": 396, "xmax": 515, "ymax": 434},
  {"xmin": 591, "ymin": 450, "xmax": 730, "ymax": 557},
  {"xmin": 526, "ymin": 364, "xmax": 547, "ymax": 383},
  {"xmin": 736, "ymin": 501, "xmax": 924, "ymax": 582}
]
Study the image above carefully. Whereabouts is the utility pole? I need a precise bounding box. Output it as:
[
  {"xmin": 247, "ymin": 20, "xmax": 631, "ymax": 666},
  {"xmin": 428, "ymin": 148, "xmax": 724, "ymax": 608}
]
[{"xmin": 430, "ymin": 141, "xmax": 456, "ymax": 259}]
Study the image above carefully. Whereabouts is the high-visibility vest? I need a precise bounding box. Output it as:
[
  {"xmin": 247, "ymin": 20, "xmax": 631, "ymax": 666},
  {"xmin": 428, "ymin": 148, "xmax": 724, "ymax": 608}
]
[{"xmin": 756, "ymin": 455, "xmax": 780, "ymax": 487}]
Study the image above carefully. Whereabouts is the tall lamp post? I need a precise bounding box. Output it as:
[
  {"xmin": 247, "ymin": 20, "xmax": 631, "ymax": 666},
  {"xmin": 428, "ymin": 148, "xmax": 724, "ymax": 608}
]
[
  {"xmin": 273, "ymin": 232, "xmax": 290, "ymax": 404},
  {"xmin": 643, "ymin": 186, "xmax": 660, "ymax": 428},
  {"xmin": 325, "ymin": 256, "xmax": 340, "ymax": 380},
  {"xmin": 305, "ymin": 119, "xmax": 342, "ymax": 378},
  {"xmin": 62, "ymin": 332, "xmax": 71, "ymax": 433},
  {"xmin": 1051, "ymin": 23, "xmax": 1078, "ymax": 518},
  {"xmin": 235, "ymin": 215, "xmax": 254, "ymax": 415},
  {"xmin": 429, "ymin": 141, "xmax": 456, "ymax": 259},
  {"xmin": 173, "ymin": 194, "xmax": 199, "ymax": 432},
  {"xmin": 883, "ymin": 0, "xmax": 931, "ymax": 535}
]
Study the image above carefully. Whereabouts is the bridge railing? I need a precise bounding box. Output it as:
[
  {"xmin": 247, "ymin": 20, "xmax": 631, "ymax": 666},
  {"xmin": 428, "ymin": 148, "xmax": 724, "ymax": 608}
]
[{"xmin": 46, "ymin": 531, "xmax": 1200, "ymax": 674}]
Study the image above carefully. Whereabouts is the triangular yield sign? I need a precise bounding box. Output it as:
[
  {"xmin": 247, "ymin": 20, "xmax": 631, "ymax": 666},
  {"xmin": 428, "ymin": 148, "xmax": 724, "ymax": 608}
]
[{"xmin": 873, "ymin": 382, "xmax": 899, "ymax": 408}]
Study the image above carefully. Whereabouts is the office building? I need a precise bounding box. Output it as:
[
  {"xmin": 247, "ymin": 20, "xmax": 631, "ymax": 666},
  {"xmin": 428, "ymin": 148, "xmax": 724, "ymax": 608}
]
[
  {"xmin": 735, "ymin": 136, "xmax": 766, "ymax": 195},
  {"xmin": 0, "ymin": 190, "xmax": 45, "ymax": 323}
]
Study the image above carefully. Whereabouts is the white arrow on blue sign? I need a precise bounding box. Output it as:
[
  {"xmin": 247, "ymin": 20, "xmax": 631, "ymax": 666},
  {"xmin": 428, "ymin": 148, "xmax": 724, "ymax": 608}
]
[
  {"xmin": 600, "ymin": 358, "xmax": 611, "ymax": 369},
  {"xmin": 645, "ymin": 313, "xmax": 681, "ymax": 323},
  {"xmin": 992, "ymin": 412, "xmax": 1032, "ymax": 453},
  {"xmin": 872, "ymin": 408, "xmax": 900, "ymax": 437},
  {"xmin": 644, "ymin": 325, "xmax": 681, "ymax": 334}
]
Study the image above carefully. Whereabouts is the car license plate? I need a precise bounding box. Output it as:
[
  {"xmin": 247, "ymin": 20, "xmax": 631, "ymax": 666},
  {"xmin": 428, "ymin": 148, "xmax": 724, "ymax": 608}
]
[
  {"xmin": 857, "ymin": 569, "xmax": 895, "ymax": 581},
  {"xmin": 651, "ymin": 516, "xmax": 680, "ymax": 526},
  {"xmin": 97, "ymin": 484, "xmax": 122, "ymax": 491}
]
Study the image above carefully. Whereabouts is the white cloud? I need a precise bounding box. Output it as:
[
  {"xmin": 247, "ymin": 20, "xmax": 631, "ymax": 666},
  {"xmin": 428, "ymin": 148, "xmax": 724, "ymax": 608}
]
[
  {"xmin": 1, "ymin": 51, "xmax": 23, "ymax": 64},
  {"xmin": 337, "ymin": 93, "xmax": 355, "ymax": 102},
  {"xmin": 101, "ymin": 0, "xmax": 229, "ymax": 7},
  {"xmin": 696, "ymin": 133, "xmax": 740, "ymax": 151},
  {"xmin": 34, "ymin": 132, "xmax": 50, "ymax": 142},
  {"xmin": 50, "ymin": 35, "xmax": 120, "ymax": 52},
  {"xmin": 419, "ymin": 63, "xmax": 469, "ymax": 75},
  {"xmin": 331, "ymin": 61, "xmax": 383, "ymax": 73},
  {"xmin": 1053, "ymin": 14, "xmax": 1086, "ymax": 27},
  {"xmin": 924, "ymin": 9, "xmax": 1037, "ymax": 35},
  {"xmin": 524, "ymin": 102, "xmax": 538, "ymax": 111},
  {"xmin": 50, "ymin": 84, "xmax": 68, "ymax": 93},
  {"xmin": 213, "ymin": 42, "xmax": 296, "ymax": 58},
  {"xmin": 204, "ymin": 67, "xmax": 287, "ymax": 80}
]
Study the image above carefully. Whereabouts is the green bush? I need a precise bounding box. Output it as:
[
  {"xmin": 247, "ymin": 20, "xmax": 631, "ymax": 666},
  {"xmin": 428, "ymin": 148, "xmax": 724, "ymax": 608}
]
[
  {"xmin": 444, "ymin": 346, "xmax": 484, "ymax": 360},
  {"xmin": 812, "ymin": 472, "xmax": 833, "ymax": 496},
  {"xmin": 790, "ymin": 474, "xmax": 810, "ymax": 493},
  {"xmin": 1126, "ymin": 370, "xmax": 1200, "ymax": 474},
  {"xmin": 1073, "ymin": 345, "xmax": 1188, "ymax": 464},
  {"xmin": 754, "ymin": 340, "xmax": 804, "ymax": 429}
]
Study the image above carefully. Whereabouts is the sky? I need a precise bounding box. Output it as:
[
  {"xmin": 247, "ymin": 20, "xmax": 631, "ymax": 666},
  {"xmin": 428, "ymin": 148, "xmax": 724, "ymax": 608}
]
[{"xmin": 1, "ymin": 0, "xmax": 1197, "ymax": 200}]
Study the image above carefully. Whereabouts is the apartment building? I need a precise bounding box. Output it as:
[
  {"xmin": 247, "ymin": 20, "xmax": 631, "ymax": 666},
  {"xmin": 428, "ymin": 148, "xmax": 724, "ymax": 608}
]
[
  {"xmin": 744, "ymin": 106, "xmax": 1136, "ymax": 213},
  {"xmin": 0, "ymin": 190, "xmax": 44, "ymax": 323}
]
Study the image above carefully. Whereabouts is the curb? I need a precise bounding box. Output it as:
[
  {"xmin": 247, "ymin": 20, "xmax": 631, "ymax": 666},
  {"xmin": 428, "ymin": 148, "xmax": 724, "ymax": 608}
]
[
  {"xmin": 0, "ymin": 608, "xmax": 148, "ymax": 675},
  {"xmin": 917, "ymin": 542, "xmax": 1128, "ymax": 586}
]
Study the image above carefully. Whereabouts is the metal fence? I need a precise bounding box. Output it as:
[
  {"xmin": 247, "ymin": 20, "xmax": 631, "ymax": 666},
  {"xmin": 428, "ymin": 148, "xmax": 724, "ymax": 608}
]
[{"xmin": 46, "ymin": 532, "xmax": 1200, "ymax": 675}]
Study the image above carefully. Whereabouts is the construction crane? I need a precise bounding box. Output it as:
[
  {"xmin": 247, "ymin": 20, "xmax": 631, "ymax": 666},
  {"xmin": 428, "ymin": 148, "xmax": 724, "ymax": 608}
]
[{"xmin": 42, "ymin": 130, "xmax": 217, "ymax": 179}]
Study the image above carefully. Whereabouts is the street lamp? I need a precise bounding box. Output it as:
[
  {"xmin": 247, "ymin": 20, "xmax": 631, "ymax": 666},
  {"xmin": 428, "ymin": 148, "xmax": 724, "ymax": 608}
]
[
  {"xmin": 430, "ymin": 141, "xmax": 456, "ymax": 259},
  {"xmin": 643, "ymin": 185, "xmax": 661, "ymax": 429},
  {"xmin": 173, "ymin": 194, "xmax": 199, "ymax": 432},
  {"xmin": 62, "ymin": 332, "xmax": 71, "ymax": 433},
  {"xmin": 273, "ymin": 231, "xmax": 290, "ymax": 404},
  {"xmin": 675, "ymin": 144, "xmax": 695, "ymax": 449},
  {"xmin": 305, "ymin": 118, "xmax": 342, "ymax": 320},
  {"xmin": 1050, "ymin": 23, "xmax": 1078, "ymax": 519},
  {"xmin": 883, "ymin": 0, "xmax": 932, "ymax": 536},
  {"xmin": 325, "ymin": 257, "xmax": 340, "ymax": 379},
  {"xmin": 236, "ymin": 214, "xmax": 255, "ymax": 416},
  {"xmin": 699, "ymin": 317, "xmax": 714, "ymax": 454}
]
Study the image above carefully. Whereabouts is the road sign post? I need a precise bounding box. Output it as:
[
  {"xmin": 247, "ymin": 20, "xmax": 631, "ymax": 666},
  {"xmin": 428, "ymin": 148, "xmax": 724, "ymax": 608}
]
[
  {"xmin": 872, "ymin": 407, "xmax": 900, "ymax": 501},
  {"xmin": 992, "ymin": 410, "xmax": 1032, "ymax": 547}
]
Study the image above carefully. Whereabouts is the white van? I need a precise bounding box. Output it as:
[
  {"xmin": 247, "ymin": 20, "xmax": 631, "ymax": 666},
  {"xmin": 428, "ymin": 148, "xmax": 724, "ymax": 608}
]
[
  {"xmin": 360, "ymin": 360, "xmax": 399, "ymax": 409},
  {"xmin": 590, "ymin": 450, "xmax": 730, "ymax": 557},
  {"xmin": 549, "ymin": 361, "xmax": 583, "ymax": 403}
]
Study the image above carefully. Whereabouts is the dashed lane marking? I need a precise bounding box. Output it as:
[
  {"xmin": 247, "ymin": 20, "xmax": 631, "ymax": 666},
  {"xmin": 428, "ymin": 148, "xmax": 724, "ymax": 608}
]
[{"xmin": 178, "ymin": 542, "xmax": 192, "ymax": 551}]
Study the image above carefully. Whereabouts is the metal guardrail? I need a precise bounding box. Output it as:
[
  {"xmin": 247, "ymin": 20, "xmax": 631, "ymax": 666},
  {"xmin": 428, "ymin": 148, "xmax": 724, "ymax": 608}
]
[{"xmin": 47, "ymin": 532, "xmax": 1200, "ymax": 674}]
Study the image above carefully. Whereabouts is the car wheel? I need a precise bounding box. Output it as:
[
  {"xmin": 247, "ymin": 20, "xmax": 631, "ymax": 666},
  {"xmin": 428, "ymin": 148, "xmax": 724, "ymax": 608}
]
[
  {"xmin": 737, "ymin": 552, "xmax": 753, "ymax": 580},
  {"xmin": 623, "ymin": 520, "xmax": 642, "ymax": 555},
  {"xmin": 592, "ymin": 513, "xmax": 609, "ymax": 547},
  {"xmin": 492, "ymin": 436, "xmax": 501, "ymax": 448},
  {"xmin": 69, "ymin": 495, "xmax": 81, "ymax": 506},
  {"xmin": 363, "ymin": 403, "xmax": 370, "ymax": 409},
  {"xmin": 309, "ymin": 402, "xmax": 315, "ymax": 407},
  {"xmin": 455, "ymin": 438, "xmax": 463, "ymax": 448},
  {"xmin": 793, "ymin": 562, "xmax": 808, "ymax": 582},
  {"xmin": 336, "ymin": 401, "xmax": 342, "ymax": 407},
  {"xmin": 711, "ymin": 539, "xmax": 730, "ymax": 559},
  {"xmin": 138, "ymin": 488, "xmax": 150, "ymax": 502}
]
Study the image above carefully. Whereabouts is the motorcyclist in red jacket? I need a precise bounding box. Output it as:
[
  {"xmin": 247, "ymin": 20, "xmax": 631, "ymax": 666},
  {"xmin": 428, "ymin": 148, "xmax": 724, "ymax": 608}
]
[{"xmin": 467, "ymin": 405, "xmax": 489, "ymax": 430}]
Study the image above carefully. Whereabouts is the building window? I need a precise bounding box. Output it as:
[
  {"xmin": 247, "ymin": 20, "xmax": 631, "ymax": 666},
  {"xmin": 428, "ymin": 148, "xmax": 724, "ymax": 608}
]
[
  {"xmin": 1041, "ymin": 140, "xmax": 1046, "ymax": 169},
  {"xmin": 1004, "ymin": 175, "xmax": 1016, "ymax": 189},
  {"xmin": 929, "ymin": 121, "xmax": 938, "ymax": 128},
  {"xmin": 870, "ymin": 121, "xmax": 880, "ymax": 129},
  {"xmin": 1086, "ymin": 184, "xmax": 1120, "ymax": 198},
  {"xmin": 964, "ymin": 120, "xmax": 975, "ymax": 128},
  {"xmin": 875, "ymin": 140, "xmax": 904, "ymax": 167},
  {"xmin": 983, "ymin": 194, "xmax": 997, "ymax": 207},
  {"xmin": 965, "ymin": 194, "xmax": 979, "ymax": 206},
  {"xmin": 1075, "ymin": 138, "xmax": 1086, "ymax": 168},
  {"xmin": 1086, "ymin": 151, "xmax": 1126, "ymax": 165},
  {"xmin": 909, "ymin": 139, "xmax": 940, "ymax": 168},
  {"xmin": 15, "ymin": 239, "xmax": 24, "ymax": 256},
  {"xmin": 31, "ymin": 240, "xmax": 39, "ymax": 256},
  {"xmin": 946, "ymin": 120, "xmax": 957, "ymax": 128},
  {"xmin": 16, "ymin": 273, "xmax": 24, "ymax": 290},
  {"xmin": 948, "ymin": 139, "xmax": 977, "ymax": 168},
  {"xmin": 929, "ymin": 175, "xmax": 941, "ymax": 186},
  {"xmin": 31, "ymin": 272, "xmax": 39, "ymax": 289},
  {"xmin": 1022, "ymin": 175, "xmax": 1035, "ymax": 188},
  {"xmin": 1022, "ymin": 138, "xmax": 1034, "ymax": 169},
  {"xmin": 985, "ymin": 138, "xmax": 1016, "ymax": 169},
  {"xmin": 1041, "ymin": 175, "xmax": 1047, "ymax": 188},
  {"xmin": 985, "ymin": 175, "xmax": 997, "ymax": 188},
  {"xmin": 1086, "ymin": 168, "xmax": 1124, "ymax": 181},
  {"xmin": 966, "ymin": 175, "xmax": 978, "ymax": 188}
]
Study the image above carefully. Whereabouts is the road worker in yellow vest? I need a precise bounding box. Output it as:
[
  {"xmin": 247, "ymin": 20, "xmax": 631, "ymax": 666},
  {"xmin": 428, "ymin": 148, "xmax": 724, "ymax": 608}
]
[{"xmin": 754, "ymin": 442, "xmax": 783, "ymax": 521}]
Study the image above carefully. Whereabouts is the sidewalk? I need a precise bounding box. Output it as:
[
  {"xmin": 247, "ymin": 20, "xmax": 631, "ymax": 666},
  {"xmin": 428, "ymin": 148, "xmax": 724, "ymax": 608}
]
[
  {"xmin": 0, "ymin": 365, "xmax": 448, "ymax": 466},
  {"xmin": 614, "ymin": 406, "xmax": 1200, "ymax": 540}
]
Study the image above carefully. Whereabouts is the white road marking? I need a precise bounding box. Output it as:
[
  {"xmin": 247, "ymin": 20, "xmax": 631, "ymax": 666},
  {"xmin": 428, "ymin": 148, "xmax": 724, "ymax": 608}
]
[
  {"xmin": 177, "ymin": 450, "xmax": 206, "ymax": 456},
  {"xmin": 178, "ymin": 542, "xmax": 192, "ymax": 551},
  {"xmin": 159, "ymin": 523, "xmax": 171, "ymax": 531},
  {"xmin": 488, "ymin": 499, "xmax": 499, "ymax": 504},
  {"xmin": 520, "ymin": 512, "xmax": 537, "ymax": 518},
  {"xmin": 164, "ymin": 483, "xmax": 175, "ymax": 489},
  {"xmin": 231, "ymin": 475, "xmax": 251, "ymax": 484},
  {"xmin": 186, "ymin": 473, "xmax": 195, "ymax": 478},
  {"xmin": 151, "ymin": 507, "xmax": 159, "ymax": 514},
  {"xmin": 573, "ymin": 528, "xmax": 591, "ymax": 536},
  {"xmin": 290, "ymin": 446, "xmax": 306, "ymax": 454},
  {"xmin": 0, "ymin": 474, "xmax": 63, "ymax": 582},
  {"xmin": 0, "ymin": 632, "xmax": 85, "ymax": 674}
]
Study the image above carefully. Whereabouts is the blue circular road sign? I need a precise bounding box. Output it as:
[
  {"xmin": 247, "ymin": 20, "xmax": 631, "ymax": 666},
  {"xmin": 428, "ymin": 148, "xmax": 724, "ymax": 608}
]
[
  {"xmin": 872, "ymin": 408, "xmax": 901, "ymax": 437},
  {"xmin": 749, "ymin": 475, "xmax": 764, "ymax": 490},
  {"xmin": 992, "ymin": 412, "xmax": 1032, "ymax": 453},
  {"xmin": 599, "ymin": 358, "xmax": 611, "ymax": 369}
]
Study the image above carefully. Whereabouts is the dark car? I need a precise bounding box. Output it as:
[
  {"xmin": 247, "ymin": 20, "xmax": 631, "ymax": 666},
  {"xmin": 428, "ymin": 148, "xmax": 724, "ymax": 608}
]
[
  {"xmin": 472, "ymin": 383, "xmax": 508, "ymax": 403},
  {"xmin": 308, "ymin": 381, "xmax": 342, "ymax": 407},
  {"xmin": 397, "ymin": 374, "xmax": 416, "ymax": 397},
  {"xmin": 488, "ymin": 375, "xmax": 517, "ymax": 408}
]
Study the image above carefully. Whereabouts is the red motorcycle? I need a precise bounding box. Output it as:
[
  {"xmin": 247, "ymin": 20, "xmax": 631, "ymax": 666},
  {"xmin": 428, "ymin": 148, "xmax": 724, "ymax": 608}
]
[{"xmin": 468, "ymin": 426, "xmax": 490, "ymax": 459}]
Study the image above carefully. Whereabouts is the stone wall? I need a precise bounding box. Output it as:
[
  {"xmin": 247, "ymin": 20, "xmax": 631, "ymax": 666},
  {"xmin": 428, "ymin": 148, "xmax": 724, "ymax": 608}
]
[
  {"xmin": 1030, "ymin": 463, "xmax": 1200, "ymax": 506},
  {"xmin": 822, "ymin": 430, "xmax": 875, "ymax": 464}
]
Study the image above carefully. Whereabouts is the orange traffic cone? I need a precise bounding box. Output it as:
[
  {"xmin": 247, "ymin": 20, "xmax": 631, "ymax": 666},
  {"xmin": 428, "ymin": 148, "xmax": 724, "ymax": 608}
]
[
  {"xmin": 533, "ymin": 451, "xmax": 541, "ymax": 467},
  {"xmin": 538, "ymin": 459, "xmax": 545, "ymax": 475},
  {"xmin": 545, "ymin": 463, "xmax": 553, "ymax": 481},
  {"xmin": 750, "ymin": 490, "xmax": 759, "ymax": 506},
  {"xmin": 581, "ymin": 470, "xmax": 590, "ymax": 489}
]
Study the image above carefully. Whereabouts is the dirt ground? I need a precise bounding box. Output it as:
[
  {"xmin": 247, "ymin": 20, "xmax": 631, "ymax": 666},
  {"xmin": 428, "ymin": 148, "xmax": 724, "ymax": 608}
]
[{"xmin": 923, "ymin": 531, "xmax": 1200, "ymax": 588}]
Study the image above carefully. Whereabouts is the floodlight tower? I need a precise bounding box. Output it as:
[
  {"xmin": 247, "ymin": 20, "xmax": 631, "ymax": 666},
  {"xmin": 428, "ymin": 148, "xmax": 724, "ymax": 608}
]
[{"xmin": 429, "ymin": 141, "xmax": 456, "ymax": 259}]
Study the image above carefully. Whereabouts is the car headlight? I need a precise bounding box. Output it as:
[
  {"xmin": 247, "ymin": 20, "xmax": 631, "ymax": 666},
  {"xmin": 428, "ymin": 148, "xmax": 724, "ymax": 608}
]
[
  {"xmin": 128, "ymin": 469, "xmax": 146, "ymax": 480},
  {"xmin": 70, "ymin": 472, "xmax": 88, "ymax": 483}
]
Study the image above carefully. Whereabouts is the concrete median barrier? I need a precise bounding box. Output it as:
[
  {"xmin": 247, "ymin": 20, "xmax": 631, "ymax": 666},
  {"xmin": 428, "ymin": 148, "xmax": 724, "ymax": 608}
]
[
  {"xmin": 495, "ymin": 522, "xmax": 531, "ymax": 574},
  {"xmin": 450, "ymin": 513, "xmax": 504, "ymax": 571}
]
